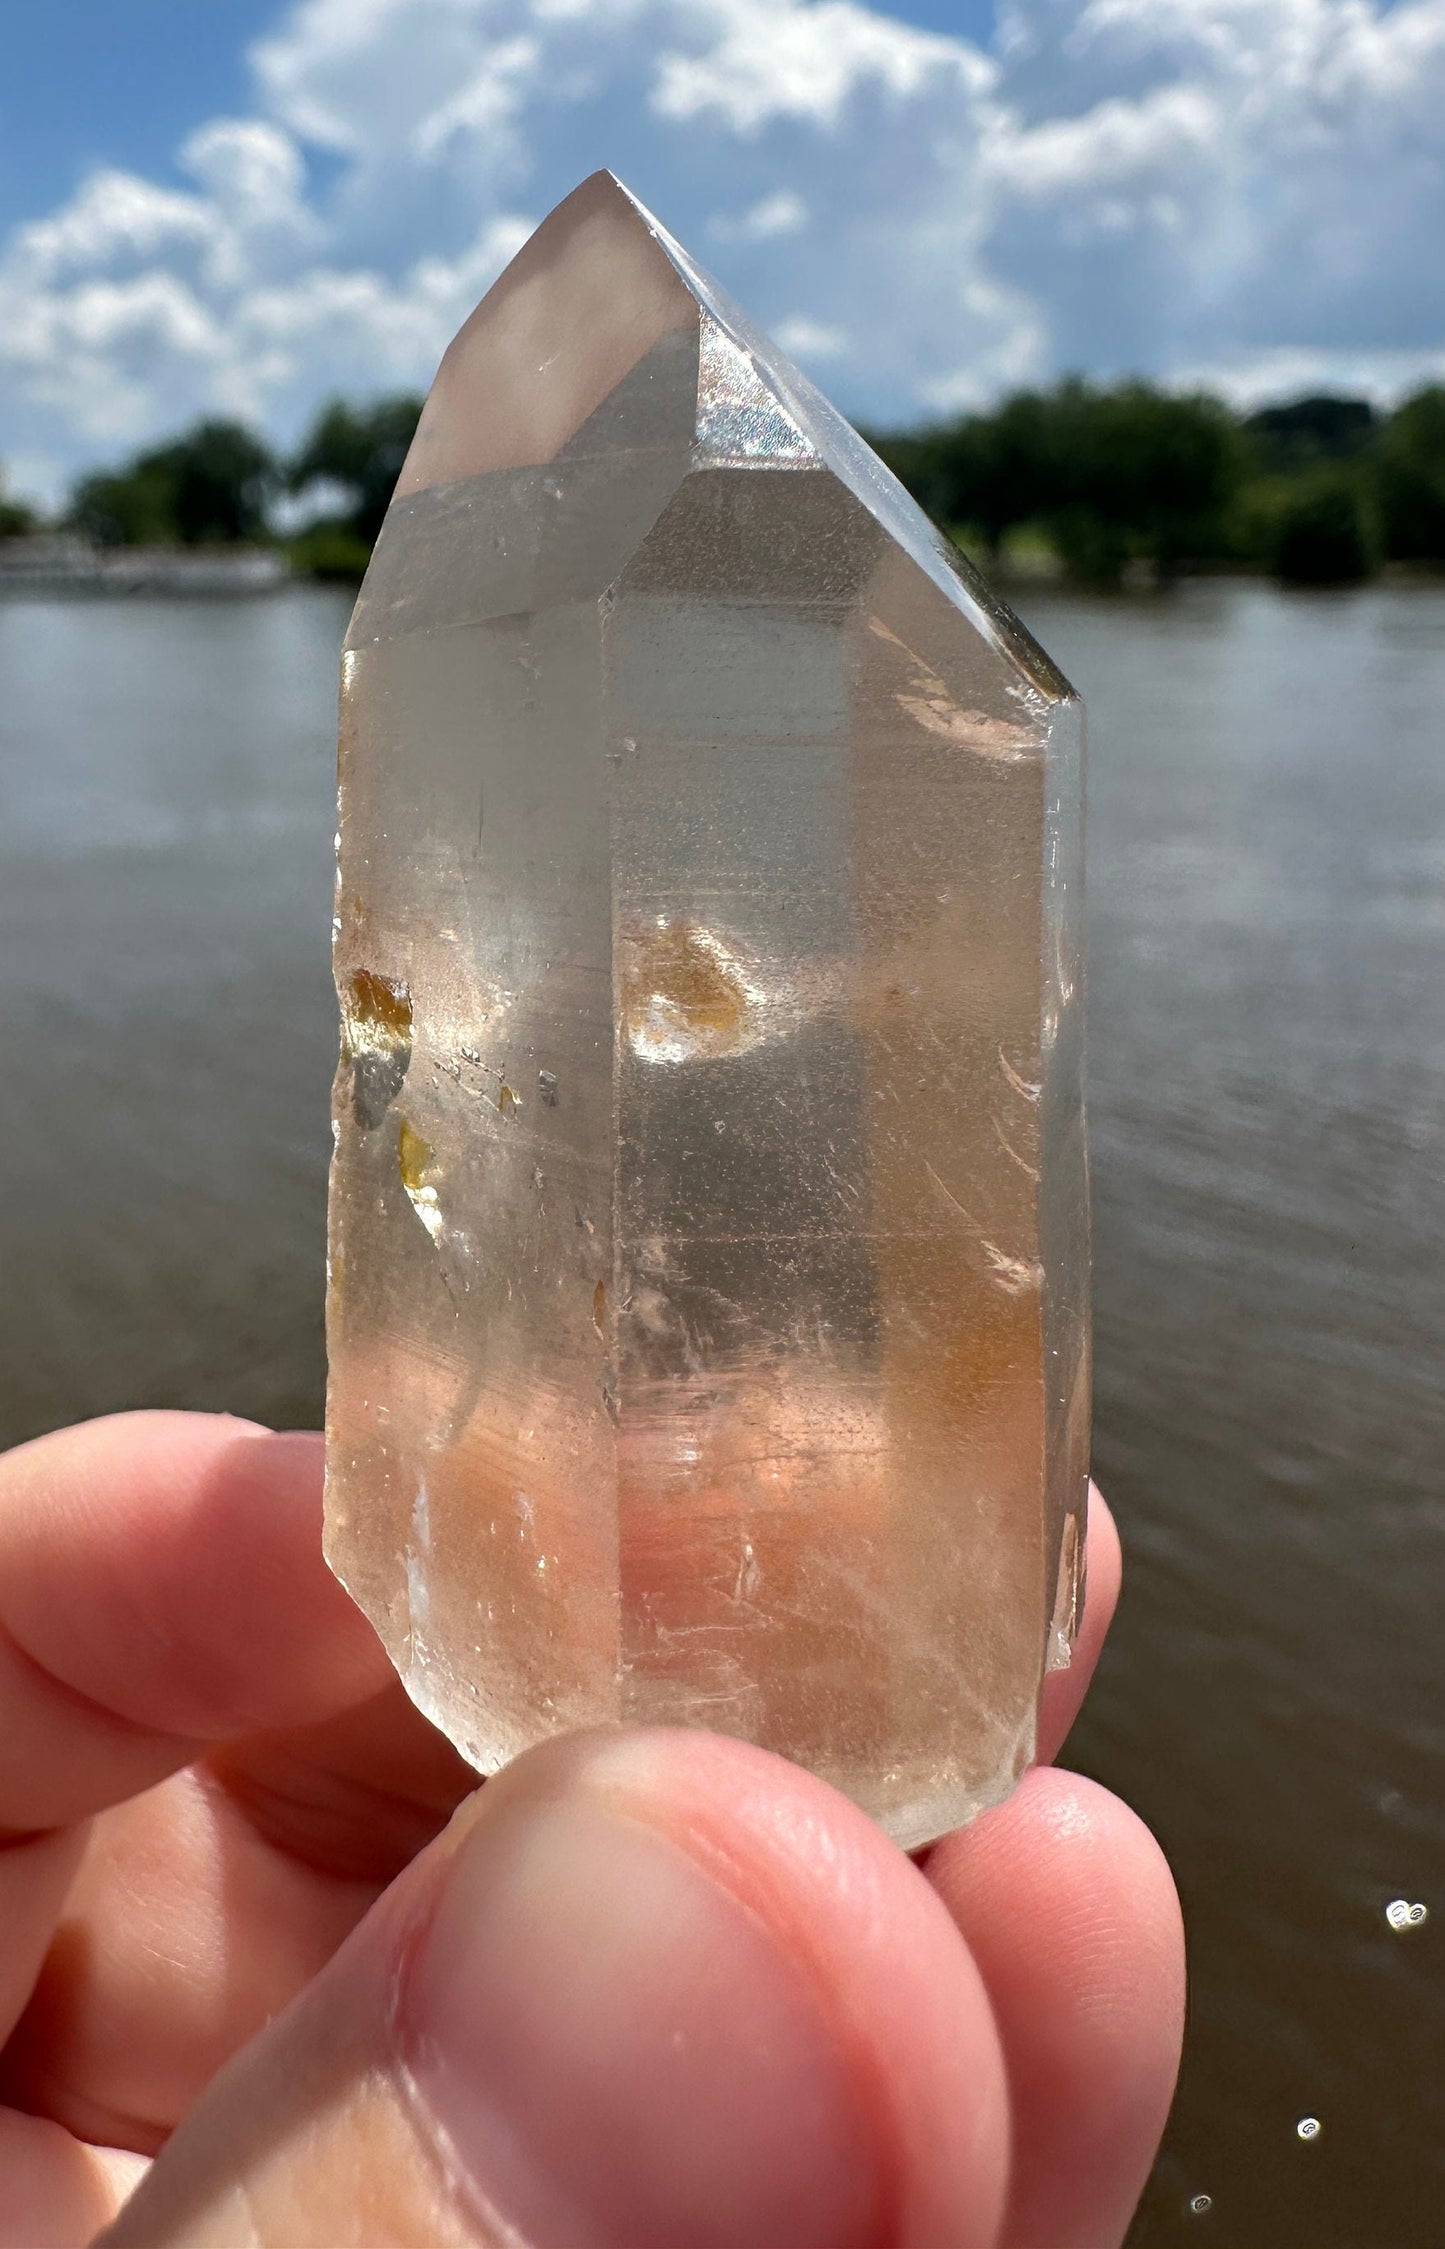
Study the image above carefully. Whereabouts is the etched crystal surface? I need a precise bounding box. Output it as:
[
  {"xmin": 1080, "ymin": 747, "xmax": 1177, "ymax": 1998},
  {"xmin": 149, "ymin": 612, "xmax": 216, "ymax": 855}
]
[{"xmin": 325, "ymin": 173, "xmax": 1088, "ymax": 1849}]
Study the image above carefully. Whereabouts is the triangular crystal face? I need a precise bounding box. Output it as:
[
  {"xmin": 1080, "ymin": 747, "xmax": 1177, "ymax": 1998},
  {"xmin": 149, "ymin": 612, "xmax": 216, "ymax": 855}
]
[
  {"xmin": 694, "ymin": 317, "xmax": 816, "ymax": 466},
  {"xmin": 327, "ymin": 172, "xmax": 1088, "ymax": 1848}
]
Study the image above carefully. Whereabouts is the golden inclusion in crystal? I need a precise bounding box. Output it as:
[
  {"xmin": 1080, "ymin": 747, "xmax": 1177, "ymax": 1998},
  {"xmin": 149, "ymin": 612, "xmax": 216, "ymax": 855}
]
[{"xmin": 324, "ymin": 172, "xmax": 1089, "ymax": 1849}]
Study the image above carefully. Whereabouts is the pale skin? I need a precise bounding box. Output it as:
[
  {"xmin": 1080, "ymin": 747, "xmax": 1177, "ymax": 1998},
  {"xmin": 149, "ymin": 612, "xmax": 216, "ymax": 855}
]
[{"xmin": 0, "ymin": 1412, "xmax": 1183, "ymax": 2249}]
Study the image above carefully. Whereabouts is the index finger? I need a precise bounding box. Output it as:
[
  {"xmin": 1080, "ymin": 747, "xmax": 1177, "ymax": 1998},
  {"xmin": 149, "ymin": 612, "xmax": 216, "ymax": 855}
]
[{"xmin": 0, "ymin": 1411, "xmax": 389, "ymax": 1836}]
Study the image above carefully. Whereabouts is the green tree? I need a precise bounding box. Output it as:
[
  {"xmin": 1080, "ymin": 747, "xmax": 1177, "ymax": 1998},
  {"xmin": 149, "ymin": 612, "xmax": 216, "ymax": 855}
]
[
  {"xmin": 876, "ymin": 380, "xmax": 1243, "ymax": 582},
  {"xmin": 289, "ymin": 396, "xmax": 423, "ymax": 544},
  {"xmin": 1044, "ymin": 380, "xmax": 1244, "ymax": 581},
  {"xmin": 286, "ymin": 521, "xmax": 375, "ymax": 582},
  {"xmin": 1377, "ymin": 386, "xmax": 1445, "ymax": 562},
  {"xmin": 874, "ymin": 393, "xmax": 1056, "ymax": 559},
  {"xmin": 1244, "ymin": 395, "xmax": 1378, "ymax": 473},
  {"xmin": 1268, "ymin": 472, "xmax": 1377, "ymax": 584},
  {"xmin": 953, "ymin": 393, "xmax": 1057, "ymax": 557},
  {"xmin": 0, "ymin": 470, "xmax": 37, "ymax": 539},
  {"xmin": 72, "ymin": 458, "xmax": 182, "ymax": 547},
  {"xmin": 72, "ymin": 421, "xmax": 275, "ymax": 546},
  {"xmin": 156, "ymin": 421, "xmax": 274, "ymax": 544}
]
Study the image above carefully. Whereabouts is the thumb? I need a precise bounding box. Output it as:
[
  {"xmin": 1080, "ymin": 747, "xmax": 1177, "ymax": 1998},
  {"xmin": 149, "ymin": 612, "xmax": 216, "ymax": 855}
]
[{"xmin": 100, "ymin": 1730, "xmax": 1009, "ymax": 2249}]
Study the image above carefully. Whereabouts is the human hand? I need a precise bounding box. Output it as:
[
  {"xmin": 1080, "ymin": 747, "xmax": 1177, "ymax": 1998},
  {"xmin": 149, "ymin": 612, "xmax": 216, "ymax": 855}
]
[{"xmin": 0, "ymin": 1411, "xmax": 1182, "ymax": 2249}]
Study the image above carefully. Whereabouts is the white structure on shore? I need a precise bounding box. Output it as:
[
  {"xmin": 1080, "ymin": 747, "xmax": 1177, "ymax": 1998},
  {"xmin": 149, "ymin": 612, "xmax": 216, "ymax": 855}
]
[{"xmin": 0, "ymin": 536, "xmax": 289, "ymax": 594}]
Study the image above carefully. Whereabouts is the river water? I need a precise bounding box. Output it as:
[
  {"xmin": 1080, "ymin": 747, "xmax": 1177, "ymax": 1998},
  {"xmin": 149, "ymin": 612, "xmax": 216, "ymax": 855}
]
[{"xmin": 0, "ymin": 579, "xmax": 1441, "ymax": 2244}]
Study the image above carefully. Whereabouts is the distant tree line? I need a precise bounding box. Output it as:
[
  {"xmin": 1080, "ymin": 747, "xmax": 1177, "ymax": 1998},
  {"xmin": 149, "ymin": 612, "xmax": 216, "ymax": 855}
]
[
  {"xmin": 876, "ymin": 383, "xmax": 1242, "ymax": 583},
  {"xmin": 4, "ymin": 380, "xmax": 1445, "ymax": 588},
  {"xmin": 871, "ymin": 381, "xmax": 1445, "ymax": 586},
  {"xmin": 60, "ymin": 398, "xmax": 427, "ymax": 581}
]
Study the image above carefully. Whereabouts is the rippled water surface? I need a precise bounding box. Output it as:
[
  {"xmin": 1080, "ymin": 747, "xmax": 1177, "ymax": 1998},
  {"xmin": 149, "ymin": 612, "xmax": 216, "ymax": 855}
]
[{"xmin": 1, "ymin": 580, "xmax": 1441, "ymax": 2244}]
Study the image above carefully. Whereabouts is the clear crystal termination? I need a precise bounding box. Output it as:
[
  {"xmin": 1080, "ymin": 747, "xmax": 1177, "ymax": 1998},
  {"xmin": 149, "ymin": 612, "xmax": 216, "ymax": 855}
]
[{"xmin": 325, "ymin": 171, "xmax": 1089, "ymax": 1850}]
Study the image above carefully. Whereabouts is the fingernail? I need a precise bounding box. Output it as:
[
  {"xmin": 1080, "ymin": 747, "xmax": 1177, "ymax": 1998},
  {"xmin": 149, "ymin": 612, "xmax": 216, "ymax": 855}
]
[{"xmin": 403, "ymin": 1762, "xmax": 886, "ymax": 2249}]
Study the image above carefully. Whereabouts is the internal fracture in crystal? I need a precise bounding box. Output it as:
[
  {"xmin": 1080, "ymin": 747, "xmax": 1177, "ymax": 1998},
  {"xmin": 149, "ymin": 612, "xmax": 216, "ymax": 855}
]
[{"xmin": 325, "ymin": 171, "xmax": 1089, "ymax": 1849}]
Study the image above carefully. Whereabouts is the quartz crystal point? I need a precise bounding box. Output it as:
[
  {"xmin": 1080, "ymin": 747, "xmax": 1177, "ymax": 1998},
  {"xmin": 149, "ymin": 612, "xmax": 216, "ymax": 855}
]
[{"xmin": 325, "ymin": 171, "xmax": 1088, "ymax": 1850}]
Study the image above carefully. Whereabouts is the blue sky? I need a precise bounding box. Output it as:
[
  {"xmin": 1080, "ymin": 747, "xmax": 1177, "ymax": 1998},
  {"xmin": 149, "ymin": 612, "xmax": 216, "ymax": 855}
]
[
  {"xmin": 2, "ymin": 4, "xmax": 271, "ymax": 235},
  {"xmin": 3, "ymin": 0, "xmax": 1443, "ymax": 503},
  {"xmin": 0, "ymin": 0, "xmax": 995, "ymax": 230}
]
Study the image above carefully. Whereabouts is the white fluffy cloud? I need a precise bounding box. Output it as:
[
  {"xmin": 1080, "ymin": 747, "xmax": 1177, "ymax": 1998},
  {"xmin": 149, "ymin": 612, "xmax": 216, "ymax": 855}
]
[{"xmin": 3, "ymin": 0, "xmax": 1445, "ymax": 501}]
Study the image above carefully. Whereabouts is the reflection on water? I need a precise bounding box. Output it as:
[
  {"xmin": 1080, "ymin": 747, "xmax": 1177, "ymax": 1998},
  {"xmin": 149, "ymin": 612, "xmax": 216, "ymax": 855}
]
[
  {"xmin": 1, "ymin": 579, "xmax": 1442, "ymax": 2243},
  {"xmin": 0, "ymin": 590, "xmax": 347, "ymax": 1438},
  {"xmin": 1018, "ymin": 581, "xmax": 1445, "ymax": 2249}
]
